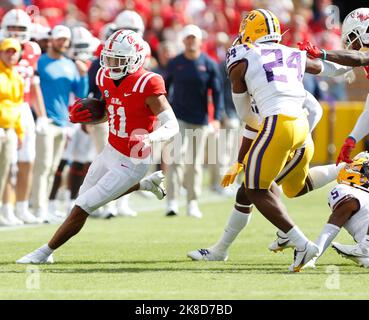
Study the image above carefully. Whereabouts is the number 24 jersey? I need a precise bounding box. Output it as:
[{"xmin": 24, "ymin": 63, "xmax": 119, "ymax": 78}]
[
  {"xmin": 96, "ymin": 67, "xmax": 166, "ymax": 157},
  {"xmin": 226, "ymin": 42, "xmax": 307, "ymax": 119}
]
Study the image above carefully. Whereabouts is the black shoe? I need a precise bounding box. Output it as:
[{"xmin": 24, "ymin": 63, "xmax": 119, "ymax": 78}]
[{"xmin": 166, "ymin": 210, "xmax": 178, "ymax": 217}]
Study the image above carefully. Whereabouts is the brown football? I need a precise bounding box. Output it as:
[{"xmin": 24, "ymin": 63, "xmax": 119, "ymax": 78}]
[{"xmin": 76, "ymin": 98, "xmax": 107, "ymax": 124}]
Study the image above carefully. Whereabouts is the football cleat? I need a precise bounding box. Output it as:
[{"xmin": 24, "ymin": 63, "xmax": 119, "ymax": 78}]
[
  {"xmin": 289, "ymin": 241, "xmax": 319, "ymax": 272},
  {"xmin": 141, "ymin": 171, "xmax": 166, "ymax": 200},
  {"xmin": 15, "ymin": 209, "xmax": 38, "ymax": 224},
  {"xmin": 187, "ymin": 200, "xmax": 203, "ymax": 219},
  {"xmin": 268, "ymin": 231, "xmax": 295, "ymax": 253},
  {"xmin": 187, "ymin": 248, "xmax": 228, "ymax": 261},
  {"xmin": 332, "ymin": 242, "xmax": 369, "ymax": 268},
  {"xmin": 16, "ymin": 250, "xmax": 54, "ymax": 264}
]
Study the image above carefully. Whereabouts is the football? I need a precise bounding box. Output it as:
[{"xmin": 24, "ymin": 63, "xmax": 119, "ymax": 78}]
[{"xmin": 75, "ymin": 98, "xmax": 107, "ymax": 124}]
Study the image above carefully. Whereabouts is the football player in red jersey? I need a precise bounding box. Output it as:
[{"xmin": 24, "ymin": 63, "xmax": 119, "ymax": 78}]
[
  {"xmin": 17, "ymin": 30, "xmax": 179, "ymax": 263},
  {"xmin": 0, "ymin": 9, "xmax": 48, "ymax": 225}
]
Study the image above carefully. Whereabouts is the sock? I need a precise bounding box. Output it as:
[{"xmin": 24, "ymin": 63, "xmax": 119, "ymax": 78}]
[
  {"xmin": 40, "ymin": 244, "xmax": 53, "ymax": 255},
  {"xmin": 15, "ymin": 201, "xmax": 28, "ymax": 213},
  {"xmin": 286, "ymin": 226, "xmax": 309, "ymax": 250},
  {"xmin": 212, "ymin": 208, "xmax": 252, "ymax": 253},
  {"xmin": 308, "ymin": 163, "xmax": 345, "ymax": 189},
  {"xmin": 314, "ymin": 223, "xmax": 340, "ymax": 256}
]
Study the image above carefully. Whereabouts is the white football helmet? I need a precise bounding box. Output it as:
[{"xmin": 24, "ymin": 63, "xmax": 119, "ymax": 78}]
[
  {"xmin": 69, "ymin": 26, "xmax": 94, "ymax": 61},
  {"xmin": 1, "ymin": 9, "xmax": 32, "ymax": 43},
  {"xmin": 114, "ymin": 10, "xmax": 145, "ymax": 36},
  {"xmin": 99, "ymin": 22, "xmax": 117, "ymax": 41},
  {"xmin": 100, "ymin": 30, "xmax": 145, "ymax": 80},
  {"xmin": 342, "ymin": 8, "xmax": 369, "ymax": 49},
  {"xmin": 30, "ymin": 23, "xmax": 51, "ymax": 41}
]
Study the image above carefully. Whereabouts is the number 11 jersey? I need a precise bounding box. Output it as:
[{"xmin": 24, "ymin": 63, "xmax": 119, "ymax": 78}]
[
  {"xmin": 226, "ymin": 42, "xmax": 307, "ymax": 119},
  {"xmin": 96, "ymin": 67, "xmax": 166, "ymax": 157}
]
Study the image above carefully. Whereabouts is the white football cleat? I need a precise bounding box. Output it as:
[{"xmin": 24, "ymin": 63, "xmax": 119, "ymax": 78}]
[
  {"xmin": 332, "ymin": 242, "xmax": 369, "ymax": 268},
  {"xmin": 187, "ymin": 200, "xmax": 203, "ymax": 219},
  {"xmin": 15, "ymin": 209, "xmax": 38, "ymax": 224},
  {"xmin": 187, "ymin": 248, "xmax": 228, "ymax": 261},
  {"xmin": 2, "ymin": 205, "xmax": 23, "ymax": 226},
  {"xmin": 33, "ymin": 208, "xmax": 48, "ymax": 224},
  {"xmin": 140, "ymin": 171, "xmax": 166, "ymax": 200},
  {"xmin": 268, "ymin": 231, "xmax": 295, "ymax": 253},
  {"xmin": 289, "ymin": 241, "xmax": 319, "ymax": 272},
  {"xmin": 16, "ymin": 249, "xmax": 54, "ymax": 264},
  {"xmin": 116, "ymin": 203, "xmax": 137, "ymax": 217}
]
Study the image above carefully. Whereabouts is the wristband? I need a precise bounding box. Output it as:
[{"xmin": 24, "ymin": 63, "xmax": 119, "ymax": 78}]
[{"xmin": 321, "ymin": 49, "xmax": 327, "ymax": 60}]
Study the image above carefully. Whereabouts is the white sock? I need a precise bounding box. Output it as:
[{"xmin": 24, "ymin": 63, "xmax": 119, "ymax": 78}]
[
  {"xmin": 315, "ymin": 223, "xmax": 340, "ymax": 256},
  {"xmin": 286, "ymin": 226, "xmax": 309, "ymax": 250},
  {"xmin": 212, "ymin": 208, "xmax": 252, "ymax": 253},
  {"xmin": 40, "ymin": 244, "xmax": 53, "ymax": 255},
  {"xmin": 16, "ymin": 201, "xmax": 28, "ymax": 213},
  {"xmin": 308, "ymin": 163, "xmax": 345, "ymax": 189}
]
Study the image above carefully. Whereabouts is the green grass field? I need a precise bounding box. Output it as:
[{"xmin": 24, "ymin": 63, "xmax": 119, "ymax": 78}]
[{"xmin": 1, "ymin": 183, "xmax": 369, "ymax": 300}]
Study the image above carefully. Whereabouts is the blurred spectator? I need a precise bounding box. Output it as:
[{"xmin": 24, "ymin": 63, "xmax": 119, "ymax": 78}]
[
  {"xmin": 30, "ymin": 23, "xmax": 51, "ymax": 53},
  {"xmin": 164, "ymin": 24, "xmax": 223, "ymax": 218},
  {"xmin": 31, "ymin": 25, "xmax": 89, "ymax": 222},
  {"xmin": 0, "ymin": 38, "xmax": 25, "ymax": 226},
  {"xmin": 208, "ymin": 33, "xmax": 240, "ymax": 194}
]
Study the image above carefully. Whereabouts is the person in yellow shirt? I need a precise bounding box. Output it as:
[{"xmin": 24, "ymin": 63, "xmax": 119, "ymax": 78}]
[{"xmin": 0, "ymin": 38, "xmax": 25, "ymax": 225}]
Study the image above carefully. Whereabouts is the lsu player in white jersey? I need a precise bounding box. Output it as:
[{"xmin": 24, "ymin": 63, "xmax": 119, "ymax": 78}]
[
  {"xmin": 310, "ymin": 152, "xmax": 369, "ymax": 268},
  {"xmin": 298, "ymin": 8, "xmax": 369, "ymax": 262},
  {"xmin": 209, "ymin": 9, "xmax": 327, "ymax": 272}
]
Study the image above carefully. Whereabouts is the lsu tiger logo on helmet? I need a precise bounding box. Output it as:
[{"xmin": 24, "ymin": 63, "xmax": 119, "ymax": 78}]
[
  {"xmin": 337, "ymin": 151, "xmax": 369, "ymax": 192},
  {"xmin": 238, "ymin": 9, "xmax": 281, "ymax": 44}
]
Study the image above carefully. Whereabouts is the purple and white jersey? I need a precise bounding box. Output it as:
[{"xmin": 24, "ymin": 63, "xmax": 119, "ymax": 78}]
[
  {"xmin": 226, "ymin": 42, "xmax": 307, "ymax": 119},
  {"xmin": 328, "ymin": 184, "xmax": 369, "ymax": 242}
]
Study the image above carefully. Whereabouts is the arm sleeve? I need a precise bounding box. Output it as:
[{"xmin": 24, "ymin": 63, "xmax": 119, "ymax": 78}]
[
  {"xmin": 318, "ymin": 60, "xmax": 353, "ymax": 77},
  {"xmin": 349, "ymin": 94, "xmax": 369, "ymax": 142},
  {"xmin": 232, "ymin": 92, "xmax": 260, "ymax": 130},
  {"xmin": 302, "ymin": 90, "xmax": 323, "ymax": 133},
  {"xmin": 209, "ymin": 60, "xmax": 224, "ymax": 121},
  {"xmin": 148, "ymin": 108, "xmax": 179, "ymax": 142}
]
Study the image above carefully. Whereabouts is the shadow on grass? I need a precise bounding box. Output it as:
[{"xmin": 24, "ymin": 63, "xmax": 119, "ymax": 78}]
[{"xmin": 1, "ymin": 260, "xmax": 368, "ymax": 275}]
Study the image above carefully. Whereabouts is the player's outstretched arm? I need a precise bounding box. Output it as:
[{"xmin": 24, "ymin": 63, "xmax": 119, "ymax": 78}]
[{"xmin": 299, "ymin": 40, "xmax": 369, "ymax": 67}]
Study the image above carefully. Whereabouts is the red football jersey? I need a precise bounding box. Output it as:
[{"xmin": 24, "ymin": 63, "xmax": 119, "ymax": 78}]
[
  {"xmin": 96, "ymin": 67, "xmax": 167, "ymax": 158},
  {"xmin": 16, "ymin": 41, "xmax": 42, "ymax": 104}
]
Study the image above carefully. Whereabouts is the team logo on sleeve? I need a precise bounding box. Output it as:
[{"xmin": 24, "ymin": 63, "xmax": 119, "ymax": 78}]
[{"xmin": 104, "ymin": 90, "xmax": 110, "ymax": 98}]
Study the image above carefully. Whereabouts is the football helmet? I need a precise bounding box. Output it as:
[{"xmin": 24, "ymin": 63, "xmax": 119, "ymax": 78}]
[
  {"xmin": 337, "ymin": 151, "xmax": 369, "ymax": 192},
  {"xmin": 100, "ymin": 30, "xmax": 145, "ymax": 80},
  {"xmin": 1, "ymin": 9, "xmax": 32, "ymax": 44},
  {"xmin": 238, "ymin": 9, "xmax": 281, "ymax": 44},
  {"xmin": 69, "ymin": 26, "xmax": 94, "ymax": 61},
  {"xmin": 341, "ymin": 8, "xmax": 369, "ymax": 49},
  {"xmin": 114, "ymin": 10, "xmax": 145, "ymax": 36}
]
